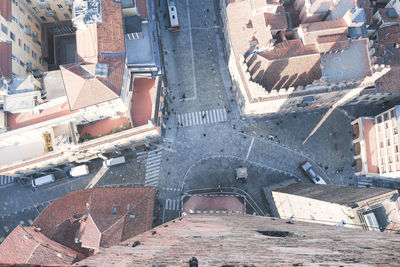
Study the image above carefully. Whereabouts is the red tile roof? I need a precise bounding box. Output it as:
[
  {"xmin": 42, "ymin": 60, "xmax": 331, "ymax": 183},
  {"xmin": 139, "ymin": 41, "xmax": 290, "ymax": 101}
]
[
  {"xmin": 378, "ymin": 8, "xmax": 400, "ymax": 23},
  {"xmin": 0, "ymin": 42, "xmax": 12, "ymax": 79},
  {"xmin": 377, "ymin": 25, "xmax": 400, "ymax": 45},
  {"xmin": 72, "ymin": 0, "xmax": 125, "ymax": 107},
  {"xmin": 136, "ymin": 0, "xmax": 148, "ymax": 18},
  {"xmin": 60, "ymin": 63, "xmax": 120, "ymax": 110},
  {"xmin": 182, "ymin": 196, "xmax": 245, "ymax": 213},
  {"xmin": 33, "ymin": 187, "xmax": 155, "ymax": 251},
  {"xmin": 0, "ymin": 225, "xmax": 83, "ymax": 265},
  {"xmin": 7, "ymin": 102, "xmax": 76, "ymax": 130},
  {"xmin": 264, "ymin": 6, "xmax": 288, "ymax": 30},
  {"xmin": 316, "ymin": 34, "xmax": 349, "ymax": 52},
  {"xmin": 131, "ymin": 78, "xmax": 156, "ymax": 127},
  {"xmin": 0, "ymin": 0, "xmax": 11, "ymax": 20},
  {"xmin": 79, "ymin": 116, "xmax": 131, "ymax": 138},
  {"xmin": 376, "ymin": 65, "xmax": 400, "ymax": 93},
  {"xmin": 300, "ymin": 18, "xmax": 348, "ymax": 45},
  {"xmin": 246, "ymin": 40, "xmax": 322, "ymax": 91}
]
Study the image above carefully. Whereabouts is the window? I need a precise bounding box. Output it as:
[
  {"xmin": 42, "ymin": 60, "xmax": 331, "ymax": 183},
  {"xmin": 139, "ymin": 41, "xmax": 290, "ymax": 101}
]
[
  {"xmin": 19, "ymin": 6, "xmax": 25, "ymax": 13},
  {"xmin": 19, "ymin": 60, "xmax": 25, "ymax": 67},
  {"xmin": 126, "ymin": 204, "xmax": 131, "ymax": 211},
  {"xmin": 10, "ymin": 31, "xmax": 15, "ymax": 41},
  {"xmin": 33, "ymin": 7, "xmax": 39, "ymax": 13},
  {"xmin": 1, "ymin": 24, "xmax": 8, "ymax": 34},
  {"xmin": 11, "ymin": 16, "xmax": 18, "ymax": 23},
  {"xmin": 28, "ymin": 15, "xmax": 32, "ymax": 21},
  {"xmin": 391, "ymin": 109, "xmax": 395, "ymax": 118},
  {"xmin": 27, "ymin": 46, "xmax": 30, "ymax": 54},
  {"xmin": 95, "ymin": 64, "xmax": 109, "ymax": 77},
  {"xmin": 19, "ymin": 23, "xmax": 23, "ymax": 29},
  {"xmin": 32, "ymin": 51, "xmax": 37, "ymax": 59},
  {"xmin": 112, "ymin": 207, "xmax": 117, "ymax": 214},
  {"xmin": 18, "ymin": 38, "xmax": 21, "ymax": 46},
  {"xmin": 11, "ymin": 54, "xmax": 17, "ymax": 61},
  {"xmin": 57, "ymin": 4, "xmax": 63, "ymax": 9},
  {"xmin": 23, "ymin": 43, "xmax": 26, "ymax": 51},
  {"xmin": 377, "ymin": 116, "xmax": 382, "ymax": 123},
  {"xmin": 35, "ymin": 23, "xmax": 39, "ymax": 29},
  {"xmin": 46, "ymin": 7, "xmax": 51, "ymax": 11},
  {"xmin": 40, "ymin": 16, "xmax": 47, "ymax": 21},
  {"xmin": 64, "ymin": 13, "xmax": 70, "ymax": 19}
]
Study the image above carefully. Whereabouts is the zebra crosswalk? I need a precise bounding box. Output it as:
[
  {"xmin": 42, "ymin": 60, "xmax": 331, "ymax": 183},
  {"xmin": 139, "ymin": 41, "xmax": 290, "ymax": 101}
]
[
  {"xmin": 177, "ymin": 108, "xmax": 228, "ymax": 127},
  {"xmin": 165, "ymin": 198, "xmax": 181, "ymax": 211},
  {"xmin": 0, "ymin": 175, "xmax": 15, "ymax": 186},
  {"xmin": 144, "ymin": 149, "xmax": 162, "ymax": 187}
]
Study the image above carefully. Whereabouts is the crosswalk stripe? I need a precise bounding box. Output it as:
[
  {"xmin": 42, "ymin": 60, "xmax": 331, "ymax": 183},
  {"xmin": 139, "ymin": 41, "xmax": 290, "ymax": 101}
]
[
  {"xmin": 144, "ymin": 149, "xmax": 162, "ymax": 188},
  {"xmin": 177, "ymin": 109, "xmax": 228, "ymax": 127}
]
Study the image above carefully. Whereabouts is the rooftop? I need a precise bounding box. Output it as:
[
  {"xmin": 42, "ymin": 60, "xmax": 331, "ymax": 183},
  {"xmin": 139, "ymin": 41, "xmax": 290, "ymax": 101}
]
[
  {"xmin": 273, "ymin": 183, "xmax": 395, "ymax": 205},
  {"xmin": 0, "ymin": 225, "xmax": 83, "ymax": 265},
  {"xmin": 78, "ymin": 214, "xmax": 400, "ymax": 266},
  {"xmin": 32, "ymin": 187, "xmax": 155, "ymax": 251},
  {"xmin": 79, "ymin": 116, "xmax": 131, "ymax": 139},
  {"xmin": 182, "ymin": 195, "xmax": 245, "ymax": 214},
  {"xmin": 7, "ymin": 102, "xmax": 76, "ymax": 130},
  {"xmin": 321, "ymin": 38, "xmax": 372, "ymax": 83},
  {"xmin": 42, "ymin": 70, "xmax": 67, "ymax": 100},
  {"xmin": 131, "ymin": 78, "xmax": 157, "ymax": 126}
]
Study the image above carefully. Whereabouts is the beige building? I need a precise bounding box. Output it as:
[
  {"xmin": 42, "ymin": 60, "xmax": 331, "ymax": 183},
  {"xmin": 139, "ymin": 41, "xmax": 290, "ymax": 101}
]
[
  {"xmin": 0, "ymin": 0, "xmax": 47, "ymax": 77},
  {"xmin": 24, "ymin": 0, "xmax": 73, "ymax": 23},
  {"xmin": 0, "ymin": 0, "xmax": 164, "ymax": 175},
  {"xmin": 272, "ymin": 183, "xmax": 400, "ymax": 232},
  {"xmin": 352, "ymin": 105, "xmax": 400, "ymax": 177},
  {"xmin": 220, "ymin": 0, "xmax": 395, "ymax": 117}
]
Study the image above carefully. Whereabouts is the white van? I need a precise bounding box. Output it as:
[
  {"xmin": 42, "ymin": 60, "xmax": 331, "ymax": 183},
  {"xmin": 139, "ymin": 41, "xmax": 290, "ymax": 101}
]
[
  {"xmin": 31, "ymin": 174, "xmax": 55, "ymax": 188},
  {"xmin": 103, "ymin": 156, "xmax": 126, "ymax": 168},
  {"xmin": 69, "ymin": 165, "xmax": 89, "ymax": 177}
]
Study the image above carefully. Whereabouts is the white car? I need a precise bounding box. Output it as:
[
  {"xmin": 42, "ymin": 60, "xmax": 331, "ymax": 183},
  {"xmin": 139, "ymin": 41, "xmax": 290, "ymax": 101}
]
[{"xmin": 300, "ymin": 161, "xmax": 327, "ymax": 184}]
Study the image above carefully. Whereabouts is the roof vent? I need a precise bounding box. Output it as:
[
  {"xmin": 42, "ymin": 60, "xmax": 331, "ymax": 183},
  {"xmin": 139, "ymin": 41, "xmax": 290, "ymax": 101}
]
[
  {"xmin": 34, "ymin": 227, "xmax": 41, "ymax": 232},
  {"xmin": 74, "ymin": 237, "xmax": 80, "ymax": 243},
  {"xmin": 23, "ymin": 235, "xmax": 31, "ymax": 240}
]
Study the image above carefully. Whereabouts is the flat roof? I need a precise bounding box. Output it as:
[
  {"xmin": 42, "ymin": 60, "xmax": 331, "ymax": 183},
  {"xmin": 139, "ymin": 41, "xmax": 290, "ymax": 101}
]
[
  {"xmin": 42, "ymin": 70, "xmax": 66, "ymax": 100},
  {"xmin": 321, "ymin": 39, "xmax": 371, "ymax": 83},
  {"xmin": 125, "ymin": 22, "xmax": 154, "ymax": 65}
]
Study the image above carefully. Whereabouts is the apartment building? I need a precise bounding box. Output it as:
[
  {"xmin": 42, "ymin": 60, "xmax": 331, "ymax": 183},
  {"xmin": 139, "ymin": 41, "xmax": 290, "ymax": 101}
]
[
  {"xmin": 25, "ymin": 0, "xmax": 73, "ymax": 23},
  {"xmin": 272, "ymin": 183, "xmax": 400, "ymax": 232},
  {"xmin": 220, "ymin": 0, "xmax": 396, "ymax": 117},
  {"xmin": 352, "ymin": 105, "xmax": 400, "ymax": 177},
  {"xmin": 0, "ymin": 0, "xmax": 47, "ymax": 77},
  {"xmin": 0, "ymin": 0, "xmax": 164, "ymax": 175}
]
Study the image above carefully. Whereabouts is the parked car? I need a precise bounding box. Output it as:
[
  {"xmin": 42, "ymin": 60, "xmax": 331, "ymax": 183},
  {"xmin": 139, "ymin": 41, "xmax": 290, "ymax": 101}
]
[
  {"xmin": 103, "ymin": 156, "xmax": 126, "ymax": 168},
  {"xmin": 31, "ymin": 174, "xmax": 55, "ymax": 188},
  {"xmin": 69, "ymin": 165, "xmax": 90, "ymax": 177},
  {"xmin": 300, "ymin": 161, "xmax": 327, "ymax": 184}
]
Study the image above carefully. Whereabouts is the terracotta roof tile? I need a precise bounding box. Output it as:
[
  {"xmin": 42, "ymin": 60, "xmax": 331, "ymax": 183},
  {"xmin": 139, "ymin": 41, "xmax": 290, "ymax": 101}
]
[
  {"xmin": 0, "ymin": 0, "xmax": 11, "ymax": 20},
  {"xmin": 316, "ymin": 34, "xmax": 349, "ymax": 52},
  {"xmin": 376, "ymin": 65, "xmax": 400, "ymax": 93},
  {"xmin": 0, "ymin": 225, "xmax": 83, "ymax": 265},
  {"xmin": 131, "ymin": 78, "xmax": 156, "ymax": 126},
  {"xmin": 377, "ymin": 25, "xmax": 400, "ymax": 45},
  {"xmin": 300, "ymin": 18, "xmax": 348, "ymax": 45},
  {"xmin": 378, "ymin": 8, "xmax": 400, "ymax": 23},
  {"xmin": 60, "ymin": 64, "xmax": 119, "ymax": 110},
  {"xmin": 136, "ymin": 0, "xmax": 148, "ymax": 18},
  {"xmin": 246, "ymin": 40, "xmax": 322, "ymax": 91},
  {"xmin": 32, "ymin": 187, "xmax": 155, "ymax": 251},
  {"xmin": 0, "ymin": 42, "xmax": 12, "ymax": 79},
  {"xmin": 264, "ymin": 6, "xmax": 287, "ymax": 30}
]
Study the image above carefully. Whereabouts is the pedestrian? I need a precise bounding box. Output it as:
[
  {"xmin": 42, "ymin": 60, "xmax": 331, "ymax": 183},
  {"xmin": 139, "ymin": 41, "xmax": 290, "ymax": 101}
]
[{"xmin": 202, "ymin": 113, "xmax": 206, "ymax": 119}]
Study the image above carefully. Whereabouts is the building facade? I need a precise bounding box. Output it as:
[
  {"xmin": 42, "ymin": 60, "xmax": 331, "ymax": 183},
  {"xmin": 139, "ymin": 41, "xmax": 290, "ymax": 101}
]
[
  {"xmin": 272, "ymin": 183, "xmax": 400, "ymax": 232},
  {"xmin": 352, "ymin": 105, "xmax": 400, "ymax": 177}
]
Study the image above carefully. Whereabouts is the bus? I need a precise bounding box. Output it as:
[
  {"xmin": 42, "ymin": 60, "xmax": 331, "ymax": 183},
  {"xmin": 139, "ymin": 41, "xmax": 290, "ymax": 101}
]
[{"xmin": 167, "ymin": 0, "xmax": 179, "ymax": 32}]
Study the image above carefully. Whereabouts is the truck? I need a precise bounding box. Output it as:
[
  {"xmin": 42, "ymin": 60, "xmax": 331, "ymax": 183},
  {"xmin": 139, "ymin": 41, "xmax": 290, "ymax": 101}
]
[
  {"xmin": 69, "ymin": 165, "xmax": 89, "ymax": 177},
  {"xmin": 103, "ymin": 156, "xmax": 126, "ymax": 168},
  {"xmin": 31, "ymin": 174, "xmax": 55, "ymax": 188}
]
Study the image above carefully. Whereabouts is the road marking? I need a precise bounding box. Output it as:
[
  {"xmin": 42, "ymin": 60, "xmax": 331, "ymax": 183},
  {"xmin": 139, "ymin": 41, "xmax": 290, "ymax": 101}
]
[
  {"xmin": 246, "ymin": 137, "xmax": 255, "ymax": 160},
  {"xmin": 86, "ymin": 166, "xmax": 108, "ymax": 189},
  {"xmin": 144, "ymin": 149, "xmax": 162, "ymax": 187},
  {"xmin": 165, "ymin": 198, "xmax": 181, "ymax": 211},
  {"xmin": 177, "ymin": 109, "xmax": 228, "ymax": 127},
  {"xmin": 185, "ymin": 0, "xmax": 197, "ymax": 101}
]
